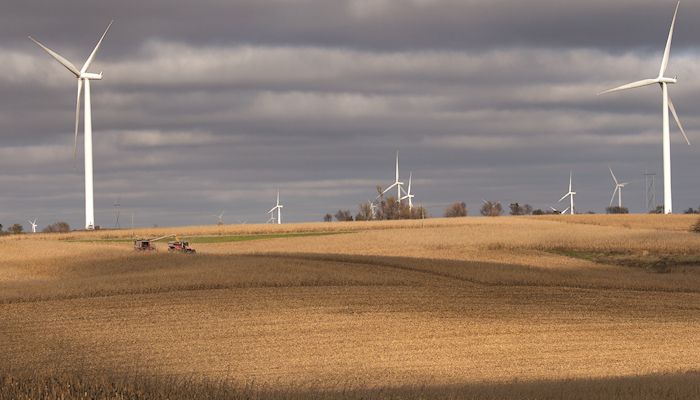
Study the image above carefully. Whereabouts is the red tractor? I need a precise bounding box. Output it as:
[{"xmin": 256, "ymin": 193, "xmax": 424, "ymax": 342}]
[{"xmin": 167, "ymin": 240, "xmax": 196, "ymax": 254}]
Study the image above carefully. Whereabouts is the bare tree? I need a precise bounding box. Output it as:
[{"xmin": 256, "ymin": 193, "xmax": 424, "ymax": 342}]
[
  {"xmin": 356, "ymin": 202, "xmax": 373, "ymax": 221},
  {"xmin": 444, "ymin": 202, "xmax": 468, "ymax": 218},
  {"xmin": 9, "ymin": 223, "xmax": 23, "ymax": 234},
  {"xmin": 42, "ymin": 222, "xmax": 71, "ymax": 233},
  {"xmin": 323, "ymin": 213, "xmax": 333, "ymax": 222},
  {"xmin": 335, "ymin": 210, "xmax": 354, "ymax": 222},
  {"xmin": 509, "ymin": 203, "xmax": 533, "ymax": 216},
  {"xmin": 480, "ymin": 201, "xmax": 503, "ymax": 217}
]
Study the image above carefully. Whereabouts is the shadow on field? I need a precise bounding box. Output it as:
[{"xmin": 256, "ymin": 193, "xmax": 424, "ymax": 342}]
[
  {"xmin": 1, "ymin": 370, "xmax": 699, "ymax": 400},
  {"xmin": 3, "ymin": 250, "xmax": 700, "ymax": 305},
  {"xmin": 252, "ymin": 252, "xmax": 700, "ymax": 294}
]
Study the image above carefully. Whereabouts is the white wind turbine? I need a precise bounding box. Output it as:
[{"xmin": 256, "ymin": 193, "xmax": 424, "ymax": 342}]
[
  {"xmin": 380, "ymin": 151, "xmax": 403, "ymax": 201},
  {"xmin": 599, "ymin": 2, "xmax": 689, "ymax": 214},
  {"xmin": 28, "ymin": 218, "xmax": 38, "ymax": 233},
  {"xmin": 214, "ymin": 211, "xmax": 225, "ymax": 225},
  {"xmin": 609, "ymin": 168, "xmax": 630, "ymax": 209},
  {"xmin": 558, "ymin": 171, "xmax": 576, "ymax": 215},
  {"xmin": 30, "ymin": 21, "xmax": 113, "ymax": 230},
  {"xmin": 400, "ymin": 172, "xmax": 415, "ymax": 209},
  {"xmin": 268, "ymin": 190, "xmax": 283, "ymax": 224}
]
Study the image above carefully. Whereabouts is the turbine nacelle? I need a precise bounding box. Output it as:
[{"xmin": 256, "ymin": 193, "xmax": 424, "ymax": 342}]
[
  {"xmin": 80, "ymin": 72, "xmax": 103, "ymax": 80},
  {"xmin": 657, "ymin": 76, "xmax": 677, "ymax": 84}
]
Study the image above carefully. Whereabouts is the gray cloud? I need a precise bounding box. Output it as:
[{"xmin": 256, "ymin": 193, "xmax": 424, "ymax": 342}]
[{"xmin": 1, "ymin": 0, "xmax": 699, "ymax": 229}]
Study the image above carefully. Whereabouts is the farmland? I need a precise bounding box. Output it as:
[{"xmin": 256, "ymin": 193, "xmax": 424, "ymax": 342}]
[{"xmin": 1, "ymin": 215, "xmax": 699, "ymax": 399}]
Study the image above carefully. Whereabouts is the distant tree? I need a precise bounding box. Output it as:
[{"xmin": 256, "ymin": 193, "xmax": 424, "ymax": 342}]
[
  {"xmin": 532, "ymin": 209, "xmax": 545, "ymax": 215},
  {"xmin": 0, "ymin": 223, "xmax": 3, "ymax": 231},
  {"xmin": 42, "ymin": 221, "xmax": 71, "ymax": 233},
  {"xmin": 509, "ymin": 203, "xmax": 533, "ymax": 216},
  {"xmin": 683, "ymin": 208, "xmax": 698, "ymax": 214},
  {"xmin": 355, "ymin": 202, "xmax": 373, "ymax": 221},
  {"xmin": 335, "ymin": 210, "xmax": 354, "ymax": 222},
  {"xmin": 606, "ymin": 206, "xmax": 629, "ymax": 214},
  {"xmin": 411, "ymin": 206, "xmax": 428, "ymax": 220},
  {"xmin": 649, "ymin": 205, "xmax": 664, "ymax": 214},
  {"xmin": 9, "ymin": 223, "xmax": 23, "ymax": 234},
  {"xmin": 480, "ymin": 201, "xmax": 503, "ymax": 217},
  {"xmin": 382, "ymin": 197, "xmax": 401, "ymax": 220},
  {"xmin": 444, "ymin": 202, "xmax": 468, "ymax": 218},
  {"xmin": 323, "ymin": 213, "xmax": 333, "ymax": 222}
]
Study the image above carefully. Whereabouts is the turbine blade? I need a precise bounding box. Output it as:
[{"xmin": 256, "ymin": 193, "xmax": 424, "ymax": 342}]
[
  {"xmin": 598, "ymin": 79, "xmax": 659, "ymax": 95},
  {"xmin": 382, "ymin": 182, "xmax": 397, "ymax": 194},
  {"xmin": 268, "ymin": 207, "xmax": 276, "ymax": 214},
  {"xmin": 610, "ymin": 186, "xmax": 619, "ymax": 207},
  {"xmin": 81, "ymin": 21, "xmax": 113, "ymax": 74},
  {"xmin": 668, "ymin": 94, "xmax": 691, "ymax": 145},
  {"xmin": 407, "ymin": 172, "xmax": 412, "ymax": 194},
  {"xmin": 569, "ymin": 171, "xmax": 572, "ymax": 192},
  {"xmin": 28, "ymin": 36, "xmax": 80, "ymax": 77},
  {"xmin": 659, "ymin": 2, "xmax": 680, "ymax": 77},
  {"xmin": 609, "ymin": 167, "xmax": 618, "ymax": 185},
  {"xmin": 558, "ymin": 193, "xmax": 569, "ymax": 203},
  {"xmin": 561, "ymin": 207, "xmax": 570, "ymax": 214},
  {"xmin": 74, "ymin": 79, "xmax": 83, "ymax": 161}
]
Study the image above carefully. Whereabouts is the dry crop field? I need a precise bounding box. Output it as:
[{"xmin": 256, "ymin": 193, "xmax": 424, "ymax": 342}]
[{"xmin": 1, "ymin": 215, "xmax": 699, "ymax": 399}]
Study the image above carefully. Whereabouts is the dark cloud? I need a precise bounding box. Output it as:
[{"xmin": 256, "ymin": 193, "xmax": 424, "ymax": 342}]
[{"xmin": 1, "ymin": 0, "xmax": 699, "ymax": 229}]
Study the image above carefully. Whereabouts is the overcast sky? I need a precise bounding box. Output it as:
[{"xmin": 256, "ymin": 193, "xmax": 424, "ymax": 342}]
[{"xmin": 1, "ymin": 0, "xmax": 699, "ymax": 229}]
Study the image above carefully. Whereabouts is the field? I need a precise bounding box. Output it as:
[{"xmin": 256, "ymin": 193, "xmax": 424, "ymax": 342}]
[{"xmin": 1, "ymin": 215, "xmax": 700, "ymax": 399}]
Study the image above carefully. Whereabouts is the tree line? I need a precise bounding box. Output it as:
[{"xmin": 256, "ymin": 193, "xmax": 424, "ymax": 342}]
[{"xmin": 0, "ymin": 221, "xmax": 71, "ymax": 235}]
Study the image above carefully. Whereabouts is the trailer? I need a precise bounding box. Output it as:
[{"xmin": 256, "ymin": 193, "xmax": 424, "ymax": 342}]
[{"xmin": 133, "ymin": 235, "xmax": 176, "ymax": 252}]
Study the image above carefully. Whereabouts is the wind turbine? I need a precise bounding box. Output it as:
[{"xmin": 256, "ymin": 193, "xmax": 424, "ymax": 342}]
[
  {"xmin": 609, "ymin": 168, "xmax": 630, "ymax": 208},
  {"xmin": 599, "ymin": 2, "xmax": 689, "ymax": 214},
  {"xmin": 268, "ymin": 190, "xmax": 283, "ymax": 224},
  {"xmin": 214, "ymin": 211, "xmax": 225, "ymax": 225},
  {"xmin": 380, "ymin": 151, "xmax": 403, "ymax": 201},
  {"xmin": 28, "ymin": 219, "xmax": 38, "ymax": 233},
  {"xmin": 558, "ymin": 171, "xmax": 576, "ymax": 215},
  {"xmin": 29, "ymin": 21, "xmax": 113, "ymax": 230},
  {"xmin": 400, "ymin": 172, "xmax": 415, "ymax": 209}
]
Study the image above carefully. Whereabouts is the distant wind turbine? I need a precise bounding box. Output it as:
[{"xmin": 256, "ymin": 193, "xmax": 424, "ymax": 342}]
[
  {"xmin": 558, "ymin": 171, "xmax": 576, "ymax": 215},
  {"xmin": 28, "ymin": 219, "xmax": 38, "ymax": 233},
  {"xmin": 29, "ymin": 21, "xmax": 114, "ymax": 229},
  {"xmin": 214, "ymin": 211, "xmax": 225, "ymax": 225},
  {"xmin": 599, "ymin": 2, "xmax": 689, "ymax": 214},
  {"xmin": 380, "ymin": 151, "xmax": 403, "ymax": 201},
  {"xmin": 268, "ymin": 190, "xmax": 283, "ymax": 224},
  {"xmin": 609, "ymin": 168, "xmax": 630, "ymax": 208},
  {"xmin": 400, "ymin": 172, "xmax": 415, "ymax": 209}
]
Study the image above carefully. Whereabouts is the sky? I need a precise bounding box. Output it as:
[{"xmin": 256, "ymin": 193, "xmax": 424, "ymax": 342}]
[{"xmin": 1, "ymin": 0, "xmax": 699, "ymax": 229}]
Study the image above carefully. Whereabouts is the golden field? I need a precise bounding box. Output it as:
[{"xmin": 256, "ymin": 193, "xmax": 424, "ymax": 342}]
[{"xmin": 1, "ymin": 215, "xmax": 699, "ymax": 399}]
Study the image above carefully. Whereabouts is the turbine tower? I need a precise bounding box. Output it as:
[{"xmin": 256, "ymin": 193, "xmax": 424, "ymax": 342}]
[
  {"xmin": 400, "ymin": 172, "xmax": 415, "ymax": 209},
  {"xmin": 609, "ymin": 168, "xmax": 630, "ymax": 209},
  {"xmin": 381, "ymin": 151, "xmax": 403, "ymax": 201},
  {"xmin": 28, "ymin": 219, "xmax": 38, "ymax": 233},
  {"xmin": 268, "ymin": 190, "xmax": 283, "ymax": 224},
  {"xmin": 599, "ymin": 2, "xmax": 689, "ymax": 214},
  {"xmin": 558, "ymin": 171, "xmax": 576, "ymax": 215},
  {"xmin": 30, "ymin": 21, "xmax": 113, "ymax": 229}
]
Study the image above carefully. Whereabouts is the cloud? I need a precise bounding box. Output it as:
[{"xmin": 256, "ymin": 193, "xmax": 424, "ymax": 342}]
[{"xmin": 1, "ymin": 0, "xmax": 699, "ymax": 227}]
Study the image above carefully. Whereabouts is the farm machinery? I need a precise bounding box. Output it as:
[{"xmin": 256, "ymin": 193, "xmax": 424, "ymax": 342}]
[
  {"xmin": 167, "ymin": 239, "xmax": 196, "ymax": 254},
  {"xmin": 133, "ymin": 235, "xmax": 196, "ymax": 254}
]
